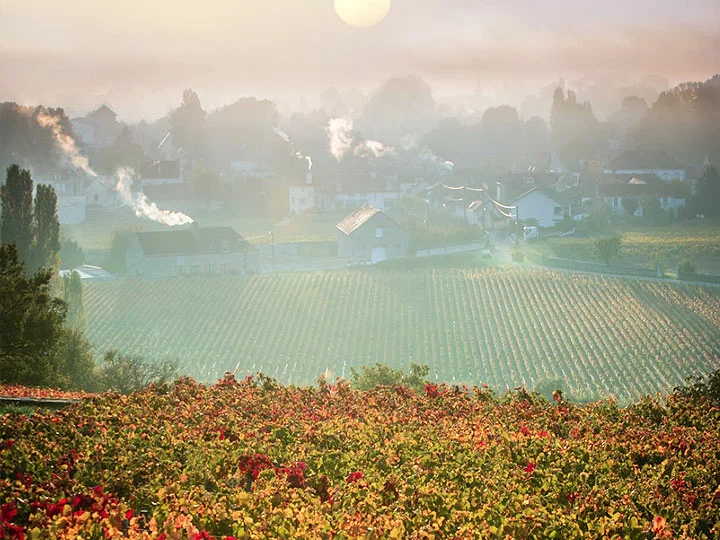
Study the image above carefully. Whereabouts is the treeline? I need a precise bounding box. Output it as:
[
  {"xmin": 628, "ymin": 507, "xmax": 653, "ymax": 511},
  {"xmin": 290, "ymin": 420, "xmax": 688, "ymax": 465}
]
[
  {"xmin": 0, "ymin": 103, "xmax": 74, "ymax": 176},
  {"xmin": 421, "ymin": 74, "xmax": 720, "ymax": 171},
  {"xmin": 0, "ymin": 165, "xmax": 176, "ymax": 392}
]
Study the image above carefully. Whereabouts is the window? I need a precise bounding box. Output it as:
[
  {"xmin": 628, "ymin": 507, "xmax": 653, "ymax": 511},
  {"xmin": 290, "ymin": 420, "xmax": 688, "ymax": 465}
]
[
  {"xmin": 94, "ymin": 194, "xmax": 99, "ymax": 202},
  {"xmin": 384, "ymin": 199, "xmax": 394, "ymax": 209},
  {"xmin": 193, "ymin": 264, "xmax": 200, "ymax": 274},
  {"xmin": 208, "ymin": 263, "xmax": 214, "ymax": 273},
  {"xmin": 553, "ymin": 206, "xmax": 564, "ymax": 216},
  {"xmin": 177, "ymin": 266, "xmax": 184, "ymax": 276},
  {"xmin": 376, "ymin": 227, "xmax": 384, "ymax": 238}
]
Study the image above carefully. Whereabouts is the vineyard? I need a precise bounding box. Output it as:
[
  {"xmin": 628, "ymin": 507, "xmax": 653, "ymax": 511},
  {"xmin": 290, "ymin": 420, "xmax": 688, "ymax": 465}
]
[
  {"xmin": 83, "ymin": 267, "xmax": 720, "ymax": 404},
  {"xmin": 1, "ymin": 378, "xmax": 719, "ymax": 538}
]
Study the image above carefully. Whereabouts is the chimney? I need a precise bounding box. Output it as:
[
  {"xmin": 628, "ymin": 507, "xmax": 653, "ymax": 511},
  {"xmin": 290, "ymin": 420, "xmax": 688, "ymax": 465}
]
[{"xmin": 191, "ymin": 221, "xmax": 200, "ymax": 241}]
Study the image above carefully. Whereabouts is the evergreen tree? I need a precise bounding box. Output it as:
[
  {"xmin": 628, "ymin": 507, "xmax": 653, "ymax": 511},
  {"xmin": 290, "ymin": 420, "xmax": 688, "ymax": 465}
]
[
  {"xmin": 32, "ymin": 183, "xmax": 61, "ymax": 273},
  {"xmin": 0, "ymin": 165, "xmax": 35, "ymax": 266},
  {"xmin": 0, "ymin": 244, "xmax": 67, "ymax": 386},
  {"xmin": 62, "ymin": 270, "xmax": 86, "ymax": 330},
  {"xmin": 693, "ymin": 166, "xmax": 720, "ymax": 218}
]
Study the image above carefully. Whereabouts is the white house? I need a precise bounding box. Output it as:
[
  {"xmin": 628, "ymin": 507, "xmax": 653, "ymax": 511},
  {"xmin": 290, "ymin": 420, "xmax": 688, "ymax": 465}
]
[
  {"xmin": 85, "ymin": 178, "xmax": 118, "ymax": 208},
  {"xmin": 289, "ymin": 173, "xmax": 316, "ymax": 215},
  {"xmin": 512, "ymin": 187, "xmax": 571, "ymax": 228},
  {"xmin": 604, "ymin": 150, "xmax": 687, "ymax": 181},
  {"xmin": 332, "ymin": 190, "xmax": 401, "ymax": 212},
  {"xmin": 598, "ymin": 182, "xmax": 687, "ymax": 217}
]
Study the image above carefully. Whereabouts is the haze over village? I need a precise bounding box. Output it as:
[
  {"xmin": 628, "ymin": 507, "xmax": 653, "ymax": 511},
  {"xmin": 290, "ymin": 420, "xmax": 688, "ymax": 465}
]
[{"xmin": 1, "ymin": 2, "xmax": 720, "ymax": 537}]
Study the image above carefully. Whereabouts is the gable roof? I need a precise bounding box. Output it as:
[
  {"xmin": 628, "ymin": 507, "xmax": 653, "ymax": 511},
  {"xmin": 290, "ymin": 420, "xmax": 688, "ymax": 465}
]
[
  {"xmin": 513, "ymin": 186, "xmax": 571, "ymax": 206},
  {"xmin": 134, "ymin": 226, "xmax": 255, "ymax": 257},
  {"xmin": 336, "ymin": 204, "xmax": 380, "ymax": 235},
  {"xmin": 607, "ymin": 150, "xmax": 686, "ymax": 171},
  {"xmin": 86, "ymin": 105, "xmax": 117, "ymax": 121}
]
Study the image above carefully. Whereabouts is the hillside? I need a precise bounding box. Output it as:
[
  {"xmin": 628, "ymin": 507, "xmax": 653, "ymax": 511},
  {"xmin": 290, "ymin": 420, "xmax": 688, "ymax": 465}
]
[
  {"xmin": 1, "ymin": 378, "xmax": 719, "ymax": 538},
  {"xmin": 83, "ymin": 268, "xmax": 720, "ymax": 404}
]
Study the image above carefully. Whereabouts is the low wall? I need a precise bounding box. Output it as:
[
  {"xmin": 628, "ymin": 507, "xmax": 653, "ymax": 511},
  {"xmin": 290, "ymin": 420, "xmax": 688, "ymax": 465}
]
[
  {"xmin": 544, "ymin": 257, "xmax": 663, "ymax": 278},
  {"xmin": 255, "ymin": 241, "xmax": 338, "ymax": 260},
  {"xmin": 676, "ymin": 269, "xmax": 720, "ymax": 284},
  {"xmin": 415, "ymin": 240, "xmax": 489, "ymax": 258}
]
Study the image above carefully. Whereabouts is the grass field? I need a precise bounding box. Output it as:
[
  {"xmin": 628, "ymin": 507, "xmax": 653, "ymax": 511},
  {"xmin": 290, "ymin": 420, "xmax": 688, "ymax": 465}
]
[
  {"xmin": 83, "ymin": 267, "xmax": 720, "ymax": 404},
  {"xmin": 541, "ymin": 230, "xmax": 720, "ymax": 274}
]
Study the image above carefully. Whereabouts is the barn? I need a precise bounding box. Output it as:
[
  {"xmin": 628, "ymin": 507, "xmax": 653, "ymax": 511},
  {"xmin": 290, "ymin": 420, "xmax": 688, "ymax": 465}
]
[
  {"xmin": 125, "ymin": 223, "xmax": 258, "ymax": 279},
  {"xmin": 336, "ymin": 204, "xmax": 408, "ymax": 265}
]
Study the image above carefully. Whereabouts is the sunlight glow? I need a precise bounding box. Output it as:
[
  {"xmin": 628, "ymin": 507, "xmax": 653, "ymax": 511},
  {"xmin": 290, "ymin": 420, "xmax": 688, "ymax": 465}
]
[{"xmin": 334, "ymin": 0, "xmax": 391, "ymax": 28}]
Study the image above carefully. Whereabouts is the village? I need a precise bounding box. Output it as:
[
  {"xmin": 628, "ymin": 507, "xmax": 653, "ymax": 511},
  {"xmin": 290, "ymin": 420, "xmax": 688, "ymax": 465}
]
[{"xmin": 35, "ymin": 101, "xmax": 714, "ymax": 283}]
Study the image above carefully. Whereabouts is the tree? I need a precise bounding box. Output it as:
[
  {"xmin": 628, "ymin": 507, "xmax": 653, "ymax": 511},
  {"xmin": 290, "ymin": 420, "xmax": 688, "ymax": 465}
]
[
  {"xmin": 592, "ymin": 235, "xmax": 622, "ymax": 265},
  {"xmin": 350, "ymin": 363, "xmax": 429, "ymax": 393},
  {"xmin": 0, "ymin": 244, "xmax": 67, "ymax": 386},
  {"xmin": 98, "ymin": 350, "xmax": 178, "ymax": 394},
  {"xmin": 31, "ymin": 183, "xmax": 61, "ymax": 273},
  {"xmin": 60, "ymin": 237, "xmax": 85, "ymax": 269},
  {"xmin": 692, "ymin": 166, "xmax": 720, "ymax": 218},
  {"xmin": 621, "ymin": 197, "xmax": 639, "ymax": 217},
  {"xmin": 0, "ymin": 165, "xmax": 35, "ymax": 266},
  {"xmin": 170, "ymin": 89, "xmax": 207, "ymax": 164},
  {"xmin": 90, "ymin": 125, "xmax": 146, "ymax": 175},
  {"xmin": 191, "ymin": 167, "xmax": 221, "ymax": 205},
  {"xmin": 57, "ymin": 328, "xmax": 97, "ymax": 391},
  {"xmin": 62, "ymin": 270, "xmax": 86, "ymax": 330},
  {"xmin": 640, "ymin": 195, "xmax": 668, "ymax": 225},
  {"xmin": 104, "ymin": 230, "xmax": 133, "ymax": 274}
]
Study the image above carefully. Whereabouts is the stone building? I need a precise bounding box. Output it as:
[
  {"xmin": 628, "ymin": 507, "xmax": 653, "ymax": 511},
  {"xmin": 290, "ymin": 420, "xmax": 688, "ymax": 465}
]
[
  {"xmin": 336, "ymin": 204, "xmax": 408, "ymax": 265},
  {"xmin": 125, "ymin": 223, "xmax": 258, "ymax": 279}
]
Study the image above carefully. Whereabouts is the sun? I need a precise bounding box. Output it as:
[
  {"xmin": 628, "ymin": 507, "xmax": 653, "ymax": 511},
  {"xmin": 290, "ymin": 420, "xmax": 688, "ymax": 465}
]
[{"xmin": 334, "ymin": 0, "xmax": 391, "ymax": 28}]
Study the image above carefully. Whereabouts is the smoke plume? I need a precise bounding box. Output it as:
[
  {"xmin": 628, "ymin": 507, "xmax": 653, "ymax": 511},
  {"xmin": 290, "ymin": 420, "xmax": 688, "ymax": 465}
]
[
  {"xmin": 327, "ymin": 118, "xmax": 395, "ymax": 161},
  {"xmin": 35, "ymin": 109, "xmax": 97, "ymax": 177},
  {"xmin": 115, "ymin": 168, "xmax": 194, "ymax": 226},
  {"xmin": 296, "ymin": 152, "xmax": 312, "ymax": 171}
]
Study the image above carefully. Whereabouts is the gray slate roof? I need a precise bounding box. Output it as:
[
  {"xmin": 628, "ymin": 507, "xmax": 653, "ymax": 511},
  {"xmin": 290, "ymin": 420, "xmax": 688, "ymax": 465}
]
[
  {"xmin": 336, "ymin": 204, "xmax": 381, "ymax": 236},
  {"xmin": 607, "ymin": 150, "xmax": 686, "ymax": 171},
  {"xmin": 135, "ymin": 226, "xmax": 255, "ymax": 257}
]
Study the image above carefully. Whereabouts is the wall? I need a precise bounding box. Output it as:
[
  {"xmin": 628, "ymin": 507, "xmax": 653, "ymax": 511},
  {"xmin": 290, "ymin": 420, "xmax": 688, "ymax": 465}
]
[
  {"xmin": 126, "ymin": 236, "xmax": 258, "ymax": 279},
  {"xmin": 338, "ymin": 213, "xmax": 408, "ymax": 264},
  {"xmin": 415, "ymin": 240, "xmax": 488, "ymax": 257},
  {"xmin": 515, "ymin": 190, "xmax": 566, "ymax": 228},
  {"xmin": 57, "ymin": 196, "xmax": 86, "ymax": 224}
]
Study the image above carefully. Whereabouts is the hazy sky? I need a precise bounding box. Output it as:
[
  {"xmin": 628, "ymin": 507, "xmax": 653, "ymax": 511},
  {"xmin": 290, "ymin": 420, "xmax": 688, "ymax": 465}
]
[{"xmin": 1, "ymin": 0, "xmax": 718, "ymax": 120}]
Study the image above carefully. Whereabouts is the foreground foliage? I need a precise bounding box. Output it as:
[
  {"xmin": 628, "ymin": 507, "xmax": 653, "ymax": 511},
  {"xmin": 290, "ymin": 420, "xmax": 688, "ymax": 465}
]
[
  {"xmin": 84, "ymin": 267, "xmax": 720, "ymax": 404},
  {"xmin": 1, "ymin": 375, "xmax": 719, "ymax": 539}
]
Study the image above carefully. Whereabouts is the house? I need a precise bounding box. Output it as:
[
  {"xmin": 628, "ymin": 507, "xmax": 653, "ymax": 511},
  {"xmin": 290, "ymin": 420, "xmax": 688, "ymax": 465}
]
[
  {"xmin": 604, "ymin": 150, "xmax": 687, "ymax": 181},
  {"xmin": 332, "ymin": 189, "xmax": 401, "ymax": 212},
  {"xmin": 85, "ymin": 178, "xmax": 118, "ymax": 208},
  {"xmin": 336, "ymin": 205, "xmax": 408, "ymax": 264},
  {"xmin": 289, "ymin": 173, "xmax": 316, "ymax": 215},
  {"xmin": 125, "ymin": 223, "xmax": 258, "ymax": 279},
  {"xmin": 598, "ymin": 182, "xmax": 687, "ymax": 217},
  {"xmin": 139, "ymin": 160, "xmax": 183, "ymax": 186},
  {"xmin": 512, "ymin": 186, "xmax": 572, "ymax": 228},
  {"xmin": 72, "ymin": 105, "xmax": 123, "ymax": 149}
]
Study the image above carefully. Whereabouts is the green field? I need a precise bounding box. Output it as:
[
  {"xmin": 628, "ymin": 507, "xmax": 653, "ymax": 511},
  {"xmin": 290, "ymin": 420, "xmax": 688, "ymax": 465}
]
[
  {"xmin": 83, "ymin": 267, "xmax": 720, "ymax": 403},
  {"xmin": 540, "ymin": 229, "xmax": 720, "ymax": 274}
]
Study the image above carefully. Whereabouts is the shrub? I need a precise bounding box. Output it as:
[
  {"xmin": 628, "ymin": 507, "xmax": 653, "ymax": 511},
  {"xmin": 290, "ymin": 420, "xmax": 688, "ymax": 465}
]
[
  {"xmin": 592, "ymin": 235, "xmax": 622, "ymax": 264},
  {"xmin": 678, "ymin": 259, "xmax": 697, "ymax": 274},
  {"xmin": 350, "ymin": 363, "xmax": 429, "ymax": 392}
]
